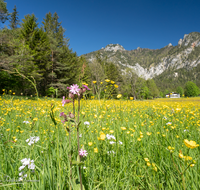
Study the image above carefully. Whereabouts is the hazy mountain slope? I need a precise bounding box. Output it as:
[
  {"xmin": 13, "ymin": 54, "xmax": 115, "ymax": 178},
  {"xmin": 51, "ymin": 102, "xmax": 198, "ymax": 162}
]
[{"xmin": 84, "ymin": 32, "xmax": 200, "ymax": 80}]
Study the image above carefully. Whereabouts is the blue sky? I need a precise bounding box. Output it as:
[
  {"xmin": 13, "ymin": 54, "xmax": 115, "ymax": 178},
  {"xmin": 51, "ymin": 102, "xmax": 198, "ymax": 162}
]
[{"xmin": 4, "ymin": 0, "xmax": 200, "ymax": 56}]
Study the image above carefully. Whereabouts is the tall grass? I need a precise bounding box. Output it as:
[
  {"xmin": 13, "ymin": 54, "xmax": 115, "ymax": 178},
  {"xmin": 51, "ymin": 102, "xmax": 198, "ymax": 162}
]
[{"xmin": 0, "ymin": 95, "xmax": 200, "ymax": 189}]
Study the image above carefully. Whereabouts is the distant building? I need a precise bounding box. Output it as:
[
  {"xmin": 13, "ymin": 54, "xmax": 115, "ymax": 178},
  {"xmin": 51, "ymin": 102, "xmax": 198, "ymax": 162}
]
[{"xmin": 165, "ymin": 92, "xmax": 180, "ymax": 98}]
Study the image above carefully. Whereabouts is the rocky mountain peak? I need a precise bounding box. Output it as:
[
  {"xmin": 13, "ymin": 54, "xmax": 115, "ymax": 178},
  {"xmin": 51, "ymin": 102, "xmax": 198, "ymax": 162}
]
[
  {"xmin": 103, "ymin": 44, "xmax": 125, "ymax": 52},
  {"xmin": 168, "ymin": 43, "xmax": 173, "ymax": 47},
  {"xmin": 84, "ymin": 32, "xmax": 200, "ymax": 80},
  {"xmin": 178, "ymin": 32, "xmax": 200, "ymax": 47}
]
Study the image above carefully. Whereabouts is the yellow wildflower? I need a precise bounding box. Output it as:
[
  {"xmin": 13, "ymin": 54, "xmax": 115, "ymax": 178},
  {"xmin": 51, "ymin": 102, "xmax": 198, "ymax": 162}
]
[
  {"xmin": 121, "ymin": 127, "xmax": 126, "ymax": 130},
  {"xmin": 184, "ymin": 156, "xmax": 192, "ymax": 161},
  {"xmin": 99, "ymin": 132, "xmax": 106, "ymax": 140},
  {"xmin": 117, "ymin": 94, "xmax": 122, "ymax": 99},
  {"xmin": 114, "ymin": 84, "xmax": 118, "ymax": 88},
  {"xmin": 184, "ymin": 139, "xmax": 199, "ymax": 149},
  {"xmin": 94, "ymin": 148, "xmax": 98, "ymax": 153},
  {"xmin": 146, "ymin": 132, "xmax": 152, "ymax": 136},
  {"xmin": 153, "ymin": 167, "xmax": 157, "ymax": 172},
  {"xmin": 147, "ymin": 162, "xmax": 151, "ymax": 166},
  {"xmin": 110, "ymin": 130, "xmax": 114, "ymax": 133}
]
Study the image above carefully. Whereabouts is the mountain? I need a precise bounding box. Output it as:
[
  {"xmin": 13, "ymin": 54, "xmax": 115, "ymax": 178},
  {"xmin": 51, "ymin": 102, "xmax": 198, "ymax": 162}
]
[{"xmin": 83, "ymin": 32, "xmax": 200, "ymax": 86}]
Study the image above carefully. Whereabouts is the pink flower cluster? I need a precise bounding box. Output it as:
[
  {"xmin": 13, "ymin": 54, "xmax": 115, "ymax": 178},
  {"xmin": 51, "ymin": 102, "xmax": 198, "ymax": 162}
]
[
  {"xmin": 79, "ymin": 149, "xmax": 88, "ymax": 157},
  {"xmin": 67, "ymin": 84, "xmax": 80, "ymax": 95}
]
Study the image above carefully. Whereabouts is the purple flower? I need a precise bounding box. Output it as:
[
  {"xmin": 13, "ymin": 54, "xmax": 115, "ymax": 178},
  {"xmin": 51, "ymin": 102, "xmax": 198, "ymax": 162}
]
[
  {"xmin": 82, "ymin": 85, "xmax": 91, "ymax": 91},
  {"xmin": 67, "ymin": 84, "xmax": 80, "ymax": 95},
  {"xmin": 59, "ymin": 112, "xmax": 68, "ymax": 123},
  {"xmin": 79, "ymin": 149, "xmax": 88, "ymax": 157},
  {"xmin": 60, "ymin": 112, "xmax": 65, "ymax": 117}
]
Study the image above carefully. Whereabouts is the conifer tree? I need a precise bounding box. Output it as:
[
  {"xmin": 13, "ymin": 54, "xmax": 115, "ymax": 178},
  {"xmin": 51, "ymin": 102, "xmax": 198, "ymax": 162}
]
[
  {"xmin": 9, "ymin": 5, "xmax": 19, "ymax": 29},
  {"xmin": 0, "ymin": 0, "xmax": 8, "ymax": 24},
  {"xmin": 42, "ymin": 12, "xmax": 80, "ymax": 95},
  {"xmin": 18, "ymin": 14, "xmax": 50, "ymax": 94}
]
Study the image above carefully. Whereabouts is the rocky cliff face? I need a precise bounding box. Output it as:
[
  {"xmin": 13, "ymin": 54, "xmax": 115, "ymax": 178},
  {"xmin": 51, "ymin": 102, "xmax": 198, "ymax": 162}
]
[{"xmin": 84, "ymin": 32, "xmax": 200, "ymax": 79}]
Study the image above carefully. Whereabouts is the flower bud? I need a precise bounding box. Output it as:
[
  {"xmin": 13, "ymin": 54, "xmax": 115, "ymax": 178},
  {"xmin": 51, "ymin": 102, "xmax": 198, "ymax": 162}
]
[
  {"xmin": 69, "ymin": 93, "xmax": 74, "ymax": 99},
  {"xmin": 68, "ymin": 112, "xmax": 75, "ymax": 118},
  {"xmin": 82, "ymin": 88, "xmax": 87, "ymax": 93},
  {"xmin": 65, "ymin": 99, "xmax": 71, "ymax": 103}
]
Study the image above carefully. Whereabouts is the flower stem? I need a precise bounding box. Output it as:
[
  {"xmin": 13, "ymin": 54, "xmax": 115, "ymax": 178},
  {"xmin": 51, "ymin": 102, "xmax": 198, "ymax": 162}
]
[{"xmin": 77, "ymin": 96, "xmax": 83, "ymax": 190}]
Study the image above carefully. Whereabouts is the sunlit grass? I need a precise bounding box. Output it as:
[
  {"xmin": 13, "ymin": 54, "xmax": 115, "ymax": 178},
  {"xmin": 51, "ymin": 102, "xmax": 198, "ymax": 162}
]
[{"xmin": 0, "ymin": 95, "xmax": 200, "ymax": 189}]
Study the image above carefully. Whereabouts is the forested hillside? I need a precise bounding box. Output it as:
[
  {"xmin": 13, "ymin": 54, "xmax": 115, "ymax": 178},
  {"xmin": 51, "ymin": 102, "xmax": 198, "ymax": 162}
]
[{"xmin": 0, "ymin": 3, "xmax": 91, "ymax": 96}]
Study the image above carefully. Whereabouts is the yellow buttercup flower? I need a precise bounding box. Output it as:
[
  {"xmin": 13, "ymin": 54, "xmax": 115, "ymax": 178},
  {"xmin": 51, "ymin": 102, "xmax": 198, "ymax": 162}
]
[
  {"xmin": 110, "ymin": 130, "xmax": 114, "ymax": 133},
  {"xmin": 144, "ymin": 158, "xmax": 149, "ymax": 162},
  {"xmin": 146, "ymin": 132, "xmax": 152, "ymax": 136},
  {"xmin": 88, "ymin": 142, "xmax": 93, "ymax": 146},
  {"xmin": 111, "ymin": 81, "xmax": 115, "ymax": 84},
  {"xmin": 114, "ymin": 84, "xmax": 118, "ymax": 88},
  {"xmin": 94, "ymin": 148, "xmax": 98, "ymax": 153},
  {"xmin": 179, "ymin": 153, "xmax": 184, "ymax": 159},
  {"xmin": 184, "ymin": 139, "xmax": 199, "ymax": 149},
  {"xmin": 93, "ymin": 81, "xmax": 97, "ymax": 84},
  {"xmin": 105, "ymin": 79, "xmax": 110, "ymax": 82},
  {"xmin": 184, "ymin": 156, "xmax": 192, "ymax": 161},
  {"xmin": 117, "ymin": 94, "xmax": 122, "ymax": 99},
  {"xmin": 147, "ymin": 162, "xmax": 151, "ymax": 166},
  {"xmin": 99, "ymin": 132, "xmax": 106, "ymax": 140},
  {"xmin": 130, "ymin": 97, "xmax": 134, "ymax": 100},
  {"xmin": 121, "ymin": 127, "xmax": 126, "ymax": 130},
  {"xmin": 153, "ymin": 167, "xmax": 158, "ymax": 172}
]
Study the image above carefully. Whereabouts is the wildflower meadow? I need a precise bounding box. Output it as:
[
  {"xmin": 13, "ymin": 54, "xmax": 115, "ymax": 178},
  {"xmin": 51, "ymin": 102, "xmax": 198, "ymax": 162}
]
[{"xmin": 0, "ymin": 86, "xmax": 200, "ymax": 189}]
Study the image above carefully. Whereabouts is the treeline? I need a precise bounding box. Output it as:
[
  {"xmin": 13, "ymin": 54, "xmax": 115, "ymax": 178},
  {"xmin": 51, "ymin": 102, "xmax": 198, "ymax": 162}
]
[
  {"xmin": 0, "ymin": 3, "xmax": 160, "ymax": 99},
  {"xmin": 154, "ymin": 64, "xmax": 200, "ymax": 97},
  {"xmin": 0, "ymin": 3, "xmax": 91, "ymax": 96}
]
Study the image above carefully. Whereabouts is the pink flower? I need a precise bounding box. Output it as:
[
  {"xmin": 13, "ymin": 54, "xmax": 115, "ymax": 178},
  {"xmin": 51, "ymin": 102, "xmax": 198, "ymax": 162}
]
[
  {"xmin": 67, "ymin": 84, "xmax": 80, "ymax": 95},
  {"xmin": 59, "ymin": 112, "xmax": 68, "ymax": 123},
  {"xmin": 62, "ymin": 96, "xmax": 71, "ymax": 106},
  {"xmin": 82, "ymin": 85, "xmax": 91, "ymax": 91},
  {"xmin": 79, "ymin": 149, "xmax": 88, "ymax": 157},
  {"xmin": 62, "ymin": 96, "xmax": 66, "ymax": 106},
  {"xmin": 60, "ymin": 112, "xmax": 65, "ymax": 117}
]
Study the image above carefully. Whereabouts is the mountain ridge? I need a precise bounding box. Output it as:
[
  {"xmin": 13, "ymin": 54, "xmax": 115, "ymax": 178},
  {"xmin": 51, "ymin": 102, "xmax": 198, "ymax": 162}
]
[{"xmin": 83, "ymin": 32, "xmax": 200, "ymax": 80}]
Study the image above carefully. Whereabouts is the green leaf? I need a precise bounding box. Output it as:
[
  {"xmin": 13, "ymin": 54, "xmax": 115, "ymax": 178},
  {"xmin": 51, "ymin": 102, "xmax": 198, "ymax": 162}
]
[
  {"xmin": 72, "ymin": 160, "xmax": 84, "ymax": 166},
  {"xmin": 72, "ymin": 178, "xmax": 85, "ymax": 190}
]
